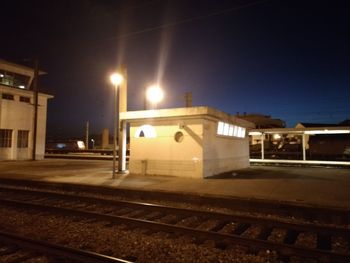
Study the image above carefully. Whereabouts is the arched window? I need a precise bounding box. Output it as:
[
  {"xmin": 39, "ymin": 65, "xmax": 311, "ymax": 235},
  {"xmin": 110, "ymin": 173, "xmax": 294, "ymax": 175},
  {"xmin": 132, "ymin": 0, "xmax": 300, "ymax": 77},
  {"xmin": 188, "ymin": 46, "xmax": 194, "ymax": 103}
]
[{"xmin": 135, "ymin": 125, "xmax": 157, "ymax": 138}]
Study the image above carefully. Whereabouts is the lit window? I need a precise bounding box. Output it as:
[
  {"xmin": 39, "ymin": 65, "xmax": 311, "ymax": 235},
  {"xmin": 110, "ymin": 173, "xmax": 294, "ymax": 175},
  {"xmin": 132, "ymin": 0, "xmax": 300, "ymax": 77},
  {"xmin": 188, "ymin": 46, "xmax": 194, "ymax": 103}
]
[
  {"xmin": 233, "ymin": 126, "xmax": 239, "ymax": 137},
  {"xmin": 216, "ymin": 122, "xmax": 246, "ymax": 139},
  {"xmin": 228, "ymin": 125, "xmax": 234, "ymax": 136},
  {"xmin": 217, "ymin": 122, "xmax": 224, "ymax": 135},
  {"xmin": 237, "ymin": 127, "xmax": 241, "ymax": 137},
  {"xmin": 223, "ymin": 123, "xmax": 229, "ymax": 136},
  {"xmin": 135, "ymin": 125, "xmax": 157, "ymax": 138},
  {"xmin": 240, "ymin": 128, "xmax": 246, "ymax": 138},
  {"xmin": 0, "ymin": 129, "xmax": 12, "ymax": 147},
  {"xmin": 17, "ymin": 130, "xmax": 29, "ymax": 148},
  {"xmin": 0, "ymin": 70, "xmax": 29, "ymax": 89}
]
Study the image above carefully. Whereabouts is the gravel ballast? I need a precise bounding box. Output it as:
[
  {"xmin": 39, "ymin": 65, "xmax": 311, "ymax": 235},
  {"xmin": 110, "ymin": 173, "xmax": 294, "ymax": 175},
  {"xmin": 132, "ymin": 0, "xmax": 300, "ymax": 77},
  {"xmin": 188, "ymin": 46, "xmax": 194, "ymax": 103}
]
[{"xmin": 0, "ymin": 206, "xmax": 280, "ymax": 263}]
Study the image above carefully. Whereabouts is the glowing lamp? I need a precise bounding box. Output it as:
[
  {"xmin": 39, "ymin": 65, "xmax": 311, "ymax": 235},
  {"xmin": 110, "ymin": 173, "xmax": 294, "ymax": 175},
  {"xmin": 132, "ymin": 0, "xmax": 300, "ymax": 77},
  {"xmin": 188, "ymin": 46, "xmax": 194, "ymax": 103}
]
[
  {"xmin": 146, "ymin": 85, "xmax": 164, "ymax": 104},
  {"xmin": 110, "ymin": 73, "xmax": 123, "ymax": 86}
]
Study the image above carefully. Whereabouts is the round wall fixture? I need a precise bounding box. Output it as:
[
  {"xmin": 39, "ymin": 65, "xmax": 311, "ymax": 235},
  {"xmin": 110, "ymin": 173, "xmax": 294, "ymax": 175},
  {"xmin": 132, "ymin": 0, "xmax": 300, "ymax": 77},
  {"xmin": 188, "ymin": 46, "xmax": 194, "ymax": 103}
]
[{"xmin": 174, "ymin": 131, "xmax": 184, "ymax": 143}]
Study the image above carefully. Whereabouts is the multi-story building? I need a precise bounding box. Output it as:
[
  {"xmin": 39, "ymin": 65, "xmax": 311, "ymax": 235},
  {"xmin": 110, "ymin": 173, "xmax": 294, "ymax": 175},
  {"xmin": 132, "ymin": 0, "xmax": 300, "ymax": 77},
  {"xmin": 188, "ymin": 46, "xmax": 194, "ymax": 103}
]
[{"xmin": 0, "ymin": 59, "xmax": 53, "ymax": 160}]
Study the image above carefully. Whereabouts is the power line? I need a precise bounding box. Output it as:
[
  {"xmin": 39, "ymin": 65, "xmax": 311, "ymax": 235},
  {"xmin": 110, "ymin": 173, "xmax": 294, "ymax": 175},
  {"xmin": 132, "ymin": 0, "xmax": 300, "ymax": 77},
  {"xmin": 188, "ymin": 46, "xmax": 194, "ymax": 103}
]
[
  {"xmin": 87, "ymin": 0, "xmax": 162, "ymax": 21},
  {"xmin": 92, "ymin": 0, "xmax": 271, "ymax": 44}
]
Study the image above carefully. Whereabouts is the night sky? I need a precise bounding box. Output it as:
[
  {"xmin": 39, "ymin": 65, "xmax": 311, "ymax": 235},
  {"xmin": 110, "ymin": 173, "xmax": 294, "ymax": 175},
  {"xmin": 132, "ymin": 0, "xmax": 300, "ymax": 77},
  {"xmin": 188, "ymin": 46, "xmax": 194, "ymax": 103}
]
[{"xmin": 1, "ymin": 0, "xmax": 349, "ymax": 138}]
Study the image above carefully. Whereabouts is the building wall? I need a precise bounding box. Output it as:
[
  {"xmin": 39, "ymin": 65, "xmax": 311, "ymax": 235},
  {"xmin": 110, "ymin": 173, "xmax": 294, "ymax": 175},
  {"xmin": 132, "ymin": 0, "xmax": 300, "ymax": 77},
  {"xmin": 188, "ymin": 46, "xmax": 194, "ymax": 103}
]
[
  {"xmin": 129, "ymin": 119, "xmax": 204, "ymax": 178},
  {"xmin": 123, "ymin": 107, "xmax": 253, "ymax": 178},
  {"xmin": 203, "ymin": 119, "xmax": 250, "ymax": 178},
  {"xmin": 0, "ymin": 86, "xmax": 51, "ymax": 160}
]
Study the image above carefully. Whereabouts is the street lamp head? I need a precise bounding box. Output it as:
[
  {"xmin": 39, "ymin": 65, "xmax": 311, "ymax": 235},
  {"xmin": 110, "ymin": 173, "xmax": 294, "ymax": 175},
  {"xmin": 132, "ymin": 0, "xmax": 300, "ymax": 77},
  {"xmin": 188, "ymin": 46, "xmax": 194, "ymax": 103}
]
[
  {"xmin": 146, "ymin": 85, "xmax": 164, "ymax": 104},
  {"xmin": 110, "ymin": 73, "xmax": 123, "ymax": 86}
]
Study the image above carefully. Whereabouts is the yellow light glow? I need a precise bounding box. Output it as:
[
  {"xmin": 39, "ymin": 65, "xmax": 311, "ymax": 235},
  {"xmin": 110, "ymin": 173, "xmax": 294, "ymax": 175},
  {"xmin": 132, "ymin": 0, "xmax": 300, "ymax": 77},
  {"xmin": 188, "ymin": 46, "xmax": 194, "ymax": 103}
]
[
  {"xmin": 249, "ymin": 131, "xmax": 262, "ymax": 136},
  {"xmin": 273, "ymin": 134, "xmax": 281, "ymax": 139},
  {"xmin": 110, "ymin": 73, "xmax": 123, "ymax": 86},
  {"xmin": 77, "ymin": 140, "xmax": 85, "ymax": 149},
  {"xmin": 146, "ymin": 85, "xmax": 164, "ymax": 104}
]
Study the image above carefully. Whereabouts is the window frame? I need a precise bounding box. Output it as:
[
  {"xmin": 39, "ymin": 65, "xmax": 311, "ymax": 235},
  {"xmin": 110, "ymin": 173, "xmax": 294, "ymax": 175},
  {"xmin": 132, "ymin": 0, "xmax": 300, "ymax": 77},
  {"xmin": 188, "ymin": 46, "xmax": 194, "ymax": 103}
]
[
  {"xmin": 0, "ymin": 129, "xmax": 13, "ymax": 148},
  {"xmin": 2, "ymin": 93, "xmax": 14, "ymax": 100},
  {"xmin": 19, "ymin": 96, "xmax": 31, "ymax": 103},
  {"xmin": 17, "ymin": 130, "xmax": 29, "ymax": 148},
  {"xmin": 216, "ymin": 122, "xmax": 246, "ymax": 139}
]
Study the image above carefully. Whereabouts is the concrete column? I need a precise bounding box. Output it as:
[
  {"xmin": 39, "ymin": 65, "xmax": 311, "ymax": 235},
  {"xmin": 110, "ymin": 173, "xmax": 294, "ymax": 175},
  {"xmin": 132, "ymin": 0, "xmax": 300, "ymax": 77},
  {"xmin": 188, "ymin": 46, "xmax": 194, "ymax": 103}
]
[
  {"xmin": 118, "ymin": 120, "xmax": 127, "ymax": 172},
  {"xmin": 85, "ymin": 121, "xmax": 89, "ymax": 150},
  {"xmin": 261, "ymin": 133, "xmax": 264, "ymax": 160},
  {"xmin": 118, "ymin": 66, "xmax": 127, "ymax": 173},
  {"xmin": 302, "ymin": 133, "xmax": 306, "ymax": 161}
]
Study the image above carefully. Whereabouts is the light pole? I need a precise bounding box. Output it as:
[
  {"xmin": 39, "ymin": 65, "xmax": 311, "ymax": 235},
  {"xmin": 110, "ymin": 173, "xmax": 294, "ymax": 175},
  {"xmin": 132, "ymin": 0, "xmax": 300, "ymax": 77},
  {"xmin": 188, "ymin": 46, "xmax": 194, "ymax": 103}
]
[
  {"xmin": 91, "ymin": 139, "xmax": 95, "ymax": 149},
  {"xmin": 110, "ymin": 73, "xmax": 123, "ymax": 179},
  {"xmin": 146, "ymin": 85, "xmax": 164, "ymax": 109}
]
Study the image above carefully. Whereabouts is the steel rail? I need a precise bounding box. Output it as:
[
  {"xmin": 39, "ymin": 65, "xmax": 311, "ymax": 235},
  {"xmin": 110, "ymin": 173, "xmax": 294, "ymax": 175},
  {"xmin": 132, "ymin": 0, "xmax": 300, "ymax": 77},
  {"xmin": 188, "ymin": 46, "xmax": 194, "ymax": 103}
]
[
  {"xmin": 0, "ymin": 231, "xmax": 132, "ymax": 263},
  {"xmin": 0, "ymin": 178, "xmax": 349, "ymax": 224},
  {"xmin": 1, "ymin": 186, "xmax": 349, "ymax": 238},
  {"xmin": 0, "ymin": 198, "xmax": 349, "ymax": 262}
]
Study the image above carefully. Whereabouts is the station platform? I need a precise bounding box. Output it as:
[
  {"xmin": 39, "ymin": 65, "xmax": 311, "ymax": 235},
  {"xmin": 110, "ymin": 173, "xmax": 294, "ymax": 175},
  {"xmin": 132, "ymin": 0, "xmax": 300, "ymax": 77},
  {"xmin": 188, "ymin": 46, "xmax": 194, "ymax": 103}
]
[{"xmin": 0, "ymin": 159, "xmax": 350, "ymax": 209}]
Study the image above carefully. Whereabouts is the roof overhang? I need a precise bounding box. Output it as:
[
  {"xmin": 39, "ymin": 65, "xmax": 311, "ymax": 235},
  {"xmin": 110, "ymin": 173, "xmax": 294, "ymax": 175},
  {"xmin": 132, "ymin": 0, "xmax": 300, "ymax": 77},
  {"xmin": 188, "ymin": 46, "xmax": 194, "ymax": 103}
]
[{"xmin": 120, "ymin": 106, "xmax": 255, "ymax": 128}]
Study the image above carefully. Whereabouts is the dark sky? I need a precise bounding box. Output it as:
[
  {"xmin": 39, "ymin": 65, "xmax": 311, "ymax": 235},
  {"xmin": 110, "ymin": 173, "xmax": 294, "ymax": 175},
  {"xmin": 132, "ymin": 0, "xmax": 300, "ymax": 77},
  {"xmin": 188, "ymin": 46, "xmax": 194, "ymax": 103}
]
[{"xmin": 1, "ymin": 0, "xmax": 349, "ymax": 137}]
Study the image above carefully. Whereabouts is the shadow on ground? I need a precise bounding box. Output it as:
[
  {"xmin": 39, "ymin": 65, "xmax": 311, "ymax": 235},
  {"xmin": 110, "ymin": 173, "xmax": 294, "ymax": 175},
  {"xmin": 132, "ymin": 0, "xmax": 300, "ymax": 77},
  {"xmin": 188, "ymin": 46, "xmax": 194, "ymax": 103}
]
[{"xmin": 207, "ymin": 167, "xmax": 331, "ymax": 180}]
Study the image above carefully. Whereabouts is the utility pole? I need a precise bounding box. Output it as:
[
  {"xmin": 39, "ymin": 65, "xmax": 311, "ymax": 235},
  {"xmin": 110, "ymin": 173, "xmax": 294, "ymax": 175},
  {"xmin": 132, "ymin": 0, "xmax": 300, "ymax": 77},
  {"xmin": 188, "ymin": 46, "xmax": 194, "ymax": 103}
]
[
  {"xmin": 144, "ymin": 86, "xmax": 147, "ymax": 110},
  {"xmin": 32, "ymin": 58, "xmax": 39, "ymax": 160},
  {"xmin": 85, "ymin": 121, "xmax": 89, "ymax": 150},
  {"xmin": 185, "ymin": 92, "xmax": 192, "ymax": 107}
]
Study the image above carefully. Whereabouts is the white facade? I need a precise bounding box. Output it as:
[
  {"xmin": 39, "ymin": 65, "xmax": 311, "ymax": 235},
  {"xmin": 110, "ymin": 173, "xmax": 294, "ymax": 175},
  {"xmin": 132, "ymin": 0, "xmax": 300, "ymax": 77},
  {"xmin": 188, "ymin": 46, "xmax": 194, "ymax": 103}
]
[
  {"xmin": 121, "ymin": 107, "xmax": 254, "ymax": 178},
  {"xmin": 0, "ymin": 59, "xmax": 53, "ymax": 160}
]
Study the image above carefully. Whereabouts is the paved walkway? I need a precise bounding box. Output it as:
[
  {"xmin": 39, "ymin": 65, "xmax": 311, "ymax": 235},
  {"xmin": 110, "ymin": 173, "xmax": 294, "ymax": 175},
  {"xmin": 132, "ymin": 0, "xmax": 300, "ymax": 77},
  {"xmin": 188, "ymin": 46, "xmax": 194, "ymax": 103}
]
[{"xmin": 1, "ymin": 159, "xmax": 350, "ymax": 209}]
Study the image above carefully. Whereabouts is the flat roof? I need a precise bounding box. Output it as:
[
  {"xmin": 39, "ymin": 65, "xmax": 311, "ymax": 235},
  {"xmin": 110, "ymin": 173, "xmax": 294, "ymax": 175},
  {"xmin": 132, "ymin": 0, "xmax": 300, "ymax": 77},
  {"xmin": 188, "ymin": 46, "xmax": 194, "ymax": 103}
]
[
  {"xmin": 120, "ymin": 106, "xmax": 255, "ymax": 128},
  {"xmin": 0, "ymin": 84, "xmax": 53, "ymax": 99},
  {"xmin": 249, "ymin": 127, "xmax": 350, "ymax": 135},
  {"xmin": 0, "ymin": 58, "xmax": 46, "ymax": 75}
]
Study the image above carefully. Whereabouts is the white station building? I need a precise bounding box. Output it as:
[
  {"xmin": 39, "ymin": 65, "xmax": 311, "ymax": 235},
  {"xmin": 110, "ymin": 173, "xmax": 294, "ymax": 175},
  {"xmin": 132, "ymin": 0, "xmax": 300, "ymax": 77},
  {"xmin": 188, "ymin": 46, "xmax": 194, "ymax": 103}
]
[
  {"xmin": 121, "ymin": 107, "xmax": 254, "ymax": 178},
  {"xmin": 0, "ymin": 59, "xmax": 53, "ymax": 160}
]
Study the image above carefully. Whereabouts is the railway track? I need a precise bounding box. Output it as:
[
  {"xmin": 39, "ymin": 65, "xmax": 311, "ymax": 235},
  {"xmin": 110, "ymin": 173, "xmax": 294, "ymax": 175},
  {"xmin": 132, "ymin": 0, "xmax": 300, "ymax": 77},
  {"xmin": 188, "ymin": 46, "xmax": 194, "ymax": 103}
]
[
  {"xmin": 0, "ymin": 178, "xmax": 349, "ymax": 225},
  {"xmin": 0, "ymin": 231, "xmax": 131, "ymax": 263},
  {"xmin": 0, "ymin": 185, "xmax": 349, "ymax": 262}
]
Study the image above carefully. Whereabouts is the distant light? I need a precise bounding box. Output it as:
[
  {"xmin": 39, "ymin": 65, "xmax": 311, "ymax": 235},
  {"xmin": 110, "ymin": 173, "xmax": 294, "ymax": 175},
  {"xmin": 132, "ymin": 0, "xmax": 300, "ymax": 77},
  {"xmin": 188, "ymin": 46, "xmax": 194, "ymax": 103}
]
[
  {"xmin": 77, "ymin": 140, "xmax": 85, "ymax": 149},
  {"xmin": 146, "ymin": 85, "xmax": 164, "ymax": 104},
  {"xmin": 304, "ymin": 130, "xmax": 350, "ymax": 135},
  {"xmin": 273, "ymin": 134, "xmax": 281, "ymax": 139},
  {"xmin": 18, "ymin": 85, "xmax": 25, "ymax": 89},
  {"xmin": 57, "ymin": 143, "xmax": 66, "ymax": 149},
  {"xmin": 0, "ymin": 74, "xmax": 4, "ymax": 78},
  {"xmin": 110, "ymin": 73, "xmax": 123, "ymax": 86}
]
